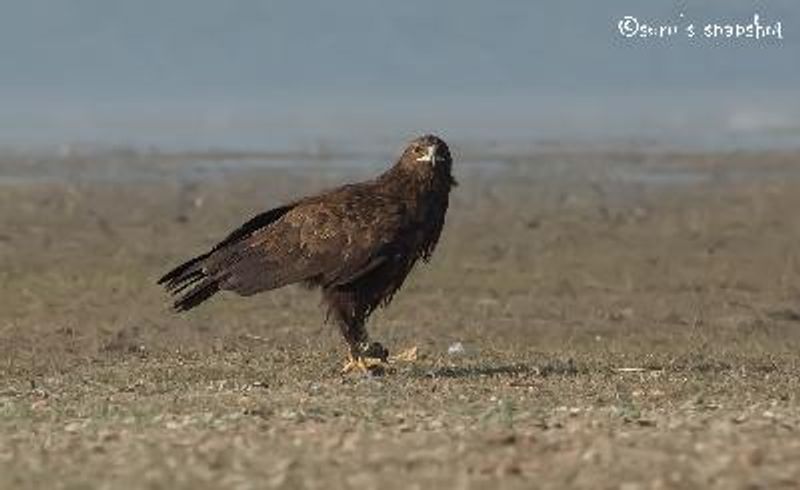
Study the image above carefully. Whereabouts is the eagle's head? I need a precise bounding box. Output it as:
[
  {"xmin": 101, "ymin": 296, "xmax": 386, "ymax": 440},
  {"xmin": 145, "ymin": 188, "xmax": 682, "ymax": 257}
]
[{"xmin": 400, "ymin": 134, "xmax": 456, "ymax": 188}]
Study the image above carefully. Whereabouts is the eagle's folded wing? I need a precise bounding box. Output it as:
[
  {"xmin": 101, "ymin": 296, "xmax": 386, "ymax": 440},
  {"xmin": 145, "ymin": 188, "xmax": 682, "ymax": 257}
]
[{"xmin": 215, "ymin": 197, "xmax": 405, "ymax": 296}]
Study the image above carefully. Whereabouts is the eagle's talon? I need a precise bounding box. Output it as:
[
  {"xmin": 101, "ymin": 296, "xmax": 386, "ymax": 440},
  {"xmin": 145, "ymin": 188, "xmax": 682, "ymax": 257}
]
[
  {"xmin": 341, "ymin": 344, "xmax": 419, "ymax": 375},
  {"xmin": 342, "ymin": 341, "xmax": 389, "ymax": 375},
  {"xmin": 356, "ymin": 341, "xmax": 389, "ymax": 362},
  {"xmin": 341, "ymin": 354, "xmax": 389, "ymax": 375}
]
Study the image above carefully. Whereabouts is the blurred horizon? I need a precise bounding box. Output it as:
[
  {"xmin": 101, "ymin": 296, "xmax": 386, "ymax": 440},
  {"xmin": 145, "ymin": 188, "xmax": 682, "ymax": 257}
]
[{"xmin": 1, "ymin": 0, "xmax": 798, "ymax": 152}]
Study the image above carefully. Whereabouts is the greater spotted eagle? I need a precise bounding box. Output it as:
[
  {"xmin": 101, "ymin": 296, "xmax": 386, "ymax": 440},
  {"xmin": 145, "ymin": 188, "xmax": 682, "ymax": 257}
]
[{"xmin": 158, "ymin": 135, "xmax": 456, "ymax": 372}]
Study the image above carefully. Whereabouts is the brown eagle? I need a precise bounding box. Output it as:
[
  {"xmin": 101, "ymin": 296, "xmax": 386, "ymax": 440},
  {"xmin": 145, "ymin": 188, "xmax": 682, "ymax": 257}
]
[{"xmin": 158, "ymin": 135, "xmax": 456, "ymax": 372}]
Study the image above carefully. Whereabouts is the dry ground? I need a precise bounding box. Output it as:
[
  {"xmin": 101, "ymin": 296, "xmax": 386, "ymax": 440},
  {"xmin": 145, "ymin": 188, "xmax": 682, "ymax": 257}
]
[{"xmin": 1, "ymin": 149, "xmax": 800, "ymax": 489}]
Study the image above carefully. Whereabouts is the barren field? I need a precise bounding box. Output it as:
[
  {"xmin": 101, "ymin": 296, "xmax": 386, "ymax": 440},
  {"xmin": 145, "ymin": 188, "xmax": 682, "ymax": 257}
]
[{"xmin": 2, "ymin": 149, "xmax": 800, "ymax": 489}]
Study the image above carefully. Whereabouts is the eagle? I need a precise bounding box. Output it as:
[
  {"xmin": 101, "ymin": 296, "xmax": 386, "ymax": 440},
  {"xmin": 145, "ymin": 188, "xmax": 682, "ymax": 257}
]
[{"xmin": 158, "ymin": 135, "xmax": 456, "ymax": 373}]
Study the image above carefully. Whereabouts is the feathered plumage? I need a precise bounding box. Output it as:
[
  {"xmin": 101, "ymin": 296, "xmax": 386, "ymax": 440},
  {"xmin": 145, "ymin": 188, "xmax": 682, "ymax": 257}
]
[{"xmin": 158, "ymin": 134, "xmax": 456, "ymax": 368}]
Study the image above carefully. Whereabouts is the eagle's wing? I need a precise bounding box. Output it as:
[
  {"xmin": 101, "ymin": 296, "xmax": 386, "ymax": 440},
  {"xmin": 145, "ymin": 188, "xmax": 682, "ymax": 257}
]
[
  {"xmin": 160, "ymin": 186, "xmax": 409, "ymax": 310},
  {"xmin": 222, "ymin": 193, "xmax": 406, "ymax": 296}
]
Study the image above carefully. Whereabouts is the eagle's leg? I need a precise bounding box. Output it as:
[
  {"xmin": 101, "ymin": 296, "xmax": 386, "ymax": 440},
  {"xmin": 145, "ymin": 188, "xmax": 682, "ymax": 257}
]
[{"xmin": 325, "ymin": 290, "xmax": 389, "ymax": 374}]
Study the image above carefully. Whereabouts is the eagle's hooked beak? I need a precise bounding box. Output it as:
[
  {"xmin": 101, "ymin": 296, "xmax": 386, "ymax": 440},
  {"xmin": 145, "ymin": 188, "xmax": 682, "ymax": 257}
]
[{"xmin": 415, "ymin": 145, "xmax": 437, "ymax": 165}]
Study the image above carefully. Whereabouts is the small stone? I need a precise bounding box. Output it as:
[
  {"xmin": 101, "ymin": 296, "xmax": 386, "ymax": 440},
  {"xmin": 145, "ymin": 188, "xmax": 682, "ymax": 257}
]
[{"xmin": 448, "ymin": 342, "xmax": 465, "ymax": 355}]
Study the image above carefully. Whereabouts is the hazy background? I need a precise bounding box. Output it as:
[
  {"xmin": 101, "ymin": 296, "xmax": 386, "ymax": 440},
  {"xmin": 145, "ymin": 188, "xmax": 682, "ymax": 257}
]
[{"xmin": 1, "ymin": 0, "xmax": 798, "ymax": 152}]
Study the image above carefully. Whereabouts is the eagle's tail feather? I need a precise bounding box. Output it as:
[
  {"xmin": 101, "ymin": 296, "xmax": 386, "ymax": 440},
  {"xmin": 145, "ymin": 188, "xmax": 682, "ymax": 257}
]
[
  {"xmin": 173, "ymin": 277, "xmax": 220, "ymax": 312},
  {"xmin": 158, "ymin": 204, "xmax": 296, "ymax": 312},
  {"xmin": 157, "ymin": 254, "xmax": 209, "ymax": 289},
  {"xmin": 163, "ymin": 269, "xmax": 204, "ymax": 294},
  {"xmin": 158, "ymin": 253, "xmax": 222, "ymax": 311}
]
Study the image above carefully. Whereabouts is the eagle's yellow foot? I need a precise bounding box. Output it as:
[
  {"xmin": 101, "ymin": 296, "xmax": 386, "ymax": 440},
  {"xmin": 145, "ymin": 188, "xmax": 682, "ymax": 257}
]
[
  {"xmin": 341, "ymin": 345, "xmax": 419, "ymax": 375},
  {"xmin": 341, "ymin": 341, "xmax": 390, "ymax": 375},
  {"xmin": 341, "ymin": 354, "xmax": 389, "ymax": 375}
]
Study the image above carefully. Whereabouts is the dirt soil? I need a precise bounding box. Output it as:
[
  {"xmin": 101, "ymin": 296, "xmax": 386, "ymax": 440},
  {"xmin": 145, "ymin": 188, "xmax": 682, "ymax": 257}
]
[{"xmin": 1, "ymin": 149, "xmax": 800, "ymax": 489}]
